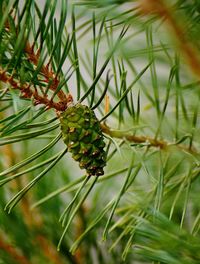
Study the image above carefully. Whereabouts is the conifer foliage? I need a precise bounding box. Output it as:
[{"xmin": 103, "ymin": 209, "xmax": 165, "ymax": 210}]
[{"xmin": 1, "ymin": 0, "xmax": 200, "ymax": 263}]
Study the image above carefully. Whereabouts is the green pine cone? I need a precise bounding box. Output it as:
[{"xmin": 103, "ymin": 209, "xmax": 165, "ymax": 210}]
[{"xmin": 60, "ymin": 104, "xmax": 106, "ymax": 176}]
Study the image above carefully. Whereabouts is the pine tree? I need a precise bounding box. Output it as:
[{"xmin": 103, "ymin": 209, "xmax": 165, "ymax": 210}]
[{"xmin": 1, "ymin": 0, "xmax": 200, "ymax": 263}]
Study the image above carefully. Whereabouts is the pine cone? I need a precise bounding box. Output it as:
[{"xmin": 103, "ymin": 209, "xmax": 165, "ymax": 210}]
[{"xmin": 60, "ymin": 104, "xmax": 106, "ymax": 176}]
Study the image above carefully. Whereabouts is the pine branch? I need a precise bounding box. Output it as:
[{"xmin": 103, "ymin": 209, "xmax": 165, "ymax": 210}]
[
  {"xmin": 1, "ymin": 1, "xmax": 200, "ymax": 263},
  {"xmin": 0, "ymin": 68, "xmax": 72, "ymax": 111},
  {"xmin": 1, "ymin": 65, "xmax": 195, "ymax": 156},
  {"xmin": 0, "ymin": 6, "xmax": 73, "ymax": 111},
  {"xmin": 101, "ymin": 123, "xmax": 199, "ymax": 155},
  {"xmin": 24, "ymin": 42, "xmax": 68, "ymax": 102}
]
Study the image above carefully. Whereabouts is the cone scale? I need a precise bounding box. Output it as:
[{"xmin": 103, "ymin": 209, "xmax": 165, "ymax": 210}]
[{"xmin": 60, "ymin": 104, "xmax": 106, "ymax": 176}]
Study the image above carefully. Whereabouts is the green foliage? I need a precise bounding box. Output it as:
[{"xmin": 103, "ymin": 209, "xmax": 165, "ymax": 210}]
[{"xmin": 0, "ymin": 0, "xmax": 200, "ymax": 263}]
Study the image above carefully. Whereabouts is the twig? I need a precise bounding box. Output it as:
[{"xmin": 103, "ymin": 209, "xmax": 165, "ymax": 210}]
[
  {"xmin": 101, "ymin": 123, "xmax": 198, "ymax": 155},
  {"xmin": 5, "ymin": 14, "xmax": 67, "ymax": 102},
  {"xmin": 24, "ymin": 42, "xmax": 67, "ymax": 101},
  {"xmin": 1, "ymin": 65, "xmax": 197, "ymax": 155},
  {"xmin": 3, "ymin": 17, "xmax": 73, "ymax": 111},
  {"xmin": 0, "ymin": 69, "xmax": 72, "ymax": 111}
]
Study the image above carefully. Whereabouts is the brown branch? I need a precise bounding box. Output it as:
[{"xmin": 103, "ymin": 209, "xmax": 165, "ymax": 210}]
[
  {"xmin": 139, "ymin": 0, "xmax": 200, "ymax": 79},
  {"xmin": 101, "ymin": 123, "xmax": 166, "ymax": 147},
  {"xmin": 101, "ymin": 123, "xmax": 198, "ymax": 155},
  {"xmin": 0, "ymin": 69, "xmax": 72, "ymax": 111},
  {"xmin": 3, "ymin": 18, "xmax": 73, "ymax": 111},
  {"xmin": 24, "ymin": 42, "xmax": 67, "ymax": 102},
  {"xmin": 5, "ymin": 16, "xmax": 67, "ymax": 102}
]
